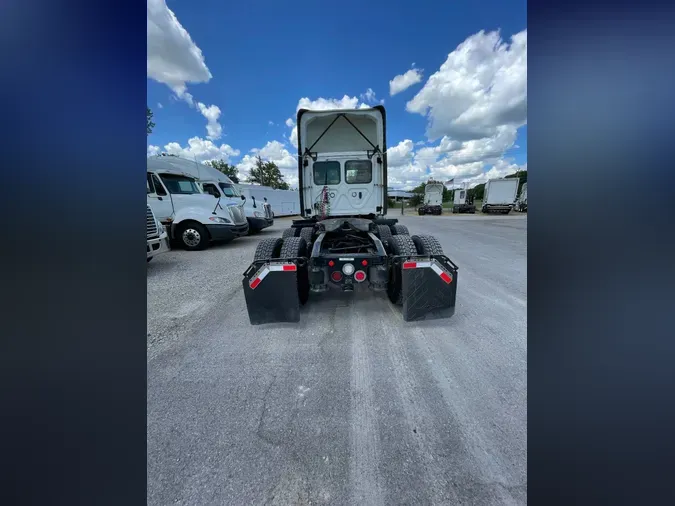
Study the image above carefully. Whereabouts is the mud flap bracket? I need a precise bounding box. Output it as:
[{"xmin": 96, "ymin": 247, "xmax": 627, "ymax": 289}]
[{"xmin": 397, "ymin": 255, "xmax": 459, "ymax": 322}]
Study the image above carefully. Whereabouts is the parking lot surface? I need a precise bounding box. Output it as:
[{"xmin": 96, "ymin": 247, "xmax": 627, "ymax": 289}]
[{"xmin": 147, "ymin": 214, "xmax": 527, "ymax": 505}]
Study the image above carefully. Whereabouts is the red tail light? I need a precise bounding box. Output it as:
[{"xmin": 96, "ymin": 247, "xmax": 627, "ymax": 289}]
[
  {"xmin": 354, "ymin": 270, "xmax": 366, "ymax": 282},
  {"xmin": 331, "ymin": 271, "xmax": 343, "ymax": 282},
  {"xmin": 361, "ymin": 259, "xmax": 368, "ymax": 266},
  {"xmin": 328, "ymin": 260, "xmax": 335, "ymax": 267}
]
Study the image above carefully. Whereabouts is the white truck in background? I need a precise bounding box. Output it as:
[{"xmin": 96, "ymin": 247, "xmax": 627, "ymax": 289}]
[
  {"xmin": 147, "ymin": 157, "xmax": 249, "ymax": 250},
  {"xmin": 482, "ymin": 178, "xmax": 519, "ymax": 214},
  {"xmin": 147, "ymin": 204, "xmax": 170, "ymax": 262},
  {"xmin": 452, "ymin": 186, "xmax": 476, "ymax": 214},
  {"xmin": 237, "ymin": 184, "xmax": 301, "ymax": 217},
  {"xmin": 515, "ymin": 182, "xmax": 527, "ymax": 212},
  {"xmin": 417, "ymin": 182, "xmax": 445, "ymax": 215}
]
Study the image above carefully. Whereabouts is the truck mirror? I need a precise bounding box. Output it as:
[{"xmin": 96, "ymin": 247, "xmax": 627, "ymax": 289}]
[
  {"xmin": 264, "ymin": 197, "xmax": 268, "ymax": 202},
  {"xmin": 241, "ymin": 195, "xmax": 246, "ymax": 201}
]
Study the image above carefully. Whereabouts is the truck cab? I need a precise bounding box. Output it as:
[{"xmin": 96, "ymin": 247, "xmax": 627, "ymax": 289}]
[
  {"xmin": 297, "ymin": 107, "xmax": 386, "ymax": 219},
  {"xmin": 147, "ymin": 157, "xmax": 249, "ymax": 250},
  {"xmin": 199, "ymin": 179, "xmax": 274, "ymax": 234},
  {"xmin": 241, "ymin": 105, "xmax": 459, "ymax": 325},
  {"xmin": 418, "ymin": 182, "xmax": 444, "ymax": 215},
  {"xmin": 452, "ymin": 187, "xmax": 476, "ymax": 214}
]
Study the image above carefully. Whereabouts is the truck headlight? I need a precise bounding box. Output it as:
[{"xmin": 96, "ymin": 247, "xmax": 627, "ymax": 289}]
[
  {"xmin": 254, "ymin": 211, "xmax": 263, "ymax": 218},
  {"xmin": 209, "ymin": 216, "xmax": 232, "ymax": 224}
]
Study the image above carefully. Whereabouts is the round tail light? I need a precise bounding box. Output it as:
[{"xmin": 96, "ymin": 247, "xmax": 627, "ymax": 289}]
[
  {"xmin": 354, "ymin": 270, "xmax": 366, "ymax": 282},
  {"xmin": 342, "ymin": 263, "xmax": 355, "ymax": 276},
  {"xmin": 331, "ymin": 271, "xmax": 343, "ymax": 282}
]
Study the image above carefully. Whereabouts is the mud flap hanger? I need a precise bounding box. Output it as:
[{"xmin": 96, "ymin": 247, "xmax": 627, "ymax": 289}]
[
  {"xmin": 242, "ymin": 257, "xmax": 307, "ymax": 325},
  {"xmin": 394, "ymin": 255, "xmax": 459, "ymax": 322},
  {"xmin": 302, "ymin": 113, "xmax": 383, "ymax": 163}
]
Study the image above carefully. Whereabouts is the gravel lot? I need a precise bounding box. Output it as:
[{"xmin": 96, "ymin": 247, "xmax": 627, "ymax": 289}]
[{"xmin": 147, "ymin": 214, "xmax": 527, "ymax": 505}]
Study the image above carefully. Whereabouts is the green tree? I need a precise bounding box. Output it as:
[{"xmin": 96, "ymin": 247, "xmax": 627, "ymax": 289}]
[
  {"xmin": 206, "ymin": 159, "xmax": 240, "ymax": 183},
  {"xmin": 248, "ymin": 156, "xmax": 289, "ymax": 189},
  {"xmin": 147, "ymin": 107, "xmax": 155, "ymax": 135}
]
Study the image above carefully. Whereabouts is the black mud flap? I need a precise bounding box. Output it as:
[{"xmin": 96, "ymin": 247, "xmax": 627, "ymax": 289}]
[
  {"xmin": 399, "ymin": 255, "xmax": 459, "ymax": 322},
  {"xmin": 242, "ymin": 258, "xmax": 306, "ymax": 325}
]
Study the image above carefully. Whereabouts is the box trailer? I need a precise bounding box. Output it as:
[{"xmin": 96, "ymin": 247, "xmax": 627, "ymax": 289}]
[
  {"xmin": 482, "ymin": 178, "xmax": 519, "ymax": 214},
  {"xmin": 236, "ymin": 184, "xmax": 300, "ymax": 217}
]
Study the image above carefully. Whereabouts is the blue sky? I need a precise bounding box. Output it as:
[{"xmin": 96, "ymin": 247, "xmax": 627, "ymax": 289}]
[{"xmin": 147, "ymin": 0, "xmax": 527, "ymax": 189}]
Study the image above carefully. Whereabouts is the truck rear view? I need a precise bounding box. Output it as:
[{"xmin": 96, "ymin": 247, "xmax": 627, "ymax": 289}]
[
  {"xmin": 240, "ymin": 106, "xmax": 459, "ymax": 325},
  {"xmin": 482, "ymin": 178, "xmax": 519, "ymax": 214},
  {"xmin": 417, "ymin": 182, "xmax": 444, "ymax": 215}
]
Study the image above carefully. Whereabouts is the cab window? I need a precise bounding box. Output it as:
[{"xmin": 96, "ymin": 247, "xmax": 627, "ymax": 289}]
[
  {"xmin": 459, "ymin": 191, "xmax": 465, "ymax": 199},
  {"xmin": 345, "ymin": 160, "xmax": 372, "ymax": 184},
  {"xmin": 151, "ymin": 174, "xmax": 167, "ymax": 196},
  {"xmin": 313, "ymin": 161, "xmax": 341, "ymax": 185},
  {"xmin": 202, "ymin": 183, "xmax": 221, "ymax": 198},
  {"xmin": 159, "ymin": 174, "xmax": 199, "ymax": 194},
  {"xmin": 218, "ymin": 182, "xmax": 241, "ymax": 197}
]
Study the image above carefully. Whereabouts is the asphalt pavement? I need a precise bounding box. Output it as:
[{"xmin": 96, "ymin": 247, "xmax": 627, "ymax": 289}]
[{"xmin": 147, "ymin": 213, "xmax": 527, "ymax": 505}]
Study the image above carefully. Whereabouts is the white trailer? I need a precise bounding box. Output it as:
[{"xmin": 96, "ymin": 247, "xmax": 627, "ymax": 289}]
[
  {"xmin": 237, "ymin": 184, "xmax": 300, "ymax": 217},
  {"xmin": 482, "ymin": 178, "xmax": 519, "ymax": 214},
  {"xmin": 515, "ymin": 182, "xmax": 527, "ymax": 212}
]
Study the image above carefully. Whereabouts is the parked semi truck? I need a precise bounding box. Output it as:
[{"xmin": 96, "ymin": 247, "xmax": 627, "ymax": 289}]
[
  {"xmin": 199, "ymin": 178, "xmax": 274, "ymax": 234},
  {"xmin": 452, "ymin": 186, "xmax": 476, "ymax": 214},
  {"xmin": 417, "ymin": 182, "xmax": 444, "ymax": 215},
  {"xmin": 147, "ymin": 157, "xmax": 249, "ymax": 250},
  {"xmin": 482, "ymin": 178, "xmax": 519, "ymax": 214},
  {"xmin": 147, "ymin": 204, "xmax": 170, "ymax": 262},
  {"xmin": 242, "ymin": 106, "xmax": 459, "ymax": 324}
]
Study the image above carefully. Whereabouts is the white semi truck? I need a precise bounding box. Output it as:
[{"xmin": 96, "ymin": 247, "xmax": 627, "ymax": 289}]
[
  {"xmin": 147, "ymin": 157, "xmax": 249, "ymax": 250},
  {"xmin": 482, "ymin": 178, "xmax": 519, "ymax": 214},
  {"xmin": 242, "ymin": 106, "xmax": 459, "ymax": 324},
  {"xmin": 452, "ymin": 185, "xmax": 476, "ymax": 214},
  {"xmin": 146, "ymin": 204, "xmax": 170, "ymax": 262},
  {"xmin": 417, "ymin": 182, "xmax": 445, "ymax": 215}
]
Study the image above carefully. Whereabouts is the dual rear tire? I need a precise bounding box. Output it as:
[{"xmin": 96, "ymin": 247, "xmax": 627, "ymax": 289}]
[{"xmin": 387, "ymin": 234, "xmax": 444, "ymax": 305}]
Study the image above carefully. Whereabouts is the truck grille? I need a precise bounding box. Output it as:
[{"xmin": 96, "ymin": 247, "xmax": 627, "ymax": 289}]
[
  {"xmin": 147, "ymin": 205, "xmax": 158, "ymax": 238},
  {"xmin": 264, "ymin": 203, "xmax": 272, "ymax": 218},
  {"xmin": 228, "ymin": 204, "xmax": 246, "ymax": 224}
]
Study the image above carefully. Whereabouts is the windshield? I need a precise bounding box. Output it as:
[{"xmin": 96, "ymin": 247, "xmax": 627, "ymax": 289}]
[
  {"xmin": 159, "ymin": 174, "xmax": 200, "ymax": 194},
  {"xmin": 218, "ymin": 182, "xmax": 241, "ymax": 197}
]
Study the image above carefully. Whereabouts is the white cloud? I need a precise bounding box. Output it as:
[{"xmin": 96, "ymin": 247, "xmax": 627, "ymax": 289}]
[
  {"xmin": 147, "ymin": 0, "xmax": 212, "ymax": 97},
  {"xmin": 406, "ymin": 29, "xmax": 527, "ymax": 141},
  {"xmin": 196, "ymin": 102, "xmax": 222, "ymax": 140},
  {"xmin": 360, "ymin": 88, "xmax": 378, "ymax": 104},
  {"xmin": 268, "ymin": 120, "xmax": 275, "ymax": 126},
  {"xmin": 458, "ymin": 160, "xmax": 527, "ymax": 188},
  {"xmin": 386, "ymin": 139, "xmax": 415, "ymax": 167},
  {"xmin": 236, "ymin": 140, "xmax": 299, "ymax": 187},
  {"xmin": 285, "ymin": 117, "xmax": 294, "ymax": 128},
  {"xmin": 151, "ymin": 137, "xmax": 240, "ymax": 163},
  {"xmin": 157, "ymin": 102, "xmax": 163, "ymax": 109},
  {"xmin": 389, "ymin": 68, "xmax": 423, "ymax": 96}
]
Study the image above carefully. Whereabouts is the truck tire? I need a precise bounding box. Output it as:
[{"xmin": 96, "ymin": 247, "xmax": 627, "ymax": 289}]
[
  {"xmin": 282, "ymin": 228, "xmax": 296, "ymax": 239},
  {"xmin": 387, "ymin": 234, "xmax": 417, "ymax": 305},
  {"xmin": 254, "ymin": 237, "xmax": 283, "ymax": 261},
  {"xmin": 299, "ymin": 227, "xmax": 314, "ymax": 248},
  {"xmin": 377, "ymin": 224, "xmax": 392, "ymax": 244},
  {"xmin": 392, "ymin": 224, "xmax": 409, "ymax": 235},
  {"xmin": 279, "ymin": 237, "xmax": 310, "ymax": 305},
  {"xmin": 411, "ymin": 234, "xmax": 444, "ymax": 256},
  {"xmin": 177, "ymin": 222, "xmax": 209, "ymax": 251}
]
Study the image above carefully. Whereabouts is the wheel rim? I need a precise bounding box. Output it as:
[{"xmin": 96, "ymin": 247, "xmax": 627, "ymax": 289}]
[{"xmin": 182, "ymin": 228, "xmax": 201, "ymax": 247}]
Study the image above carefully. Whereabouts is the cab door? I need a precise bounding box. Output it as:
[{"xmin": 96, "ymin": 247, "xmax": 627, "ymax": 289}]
[{"xmin": 147, "ymin": 173, "xmax": 174, "ymax": 221}]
